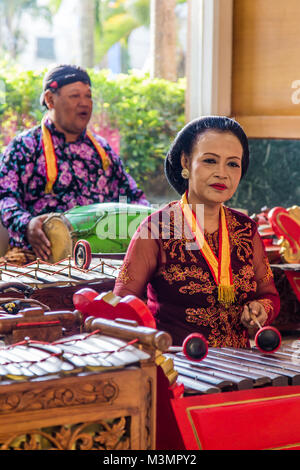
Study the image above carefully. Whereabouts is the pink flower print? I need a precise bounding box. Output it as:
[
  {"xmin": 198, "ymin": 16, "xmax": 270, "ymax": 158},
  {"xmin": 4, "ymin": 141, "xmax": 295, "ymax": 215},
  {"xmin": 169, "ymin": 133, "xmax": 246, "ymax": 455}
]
[
  {"xmin": 110, "ymin": 180, "xmax": 119, "ymax": 192},
  {"xmin": 73, "ymin": 160, "xmax": 88, "ymax": 180},
  {"xmin": 81, "ymin": 185, "xmax": 90, "ymax": 196},
  {"xmin": 79, "ymin": 144, "xmax": 94, "ymax": 160},
  {"xmin": 66, "ymin": 199, "xmax": 79, "ymax": 210},
  {"xmin": 69, "ymin": 144, "xmax": 79, "ymax": 154},
  {"xmin": 21, "ymin": 163, "xmax": 34, "ymax": 185},
  {"xmin": 48, "ymin": 198, "xmax": 58, "ymax": 208},
  {"xmin": 29, "ymin": 179, "xmax": 38, "ymax": 190},
  {"xmin": 34, "ymin": 198, "xmax": 49, "ymax": 212},
  {"xmin": 60, "ymin": 161, "xmax": 70, "ymax": 172},
  {"xmin": 96, "ymin": 175, "xmax": 107, "ymax": 191},
  {"xmin": 1, "ymin": 171, "xmax": 19, "ymax": 191},
  {"xmin": 19, "ymin": 213, "xmax": 31, "ymax": 225},
  {"xmin": 103, "ymin": 166, "xmax": 112, "ymax": 177},
  {"xmin": 22, "ymin": 136, "xmax": 36, "ymax": 154},
  {"xmin": 52, "ymin": 135, "xmax": 62, "ymax": 147},
  {"xmin": 59, "ymin": 172, "xmax": 72, "ymax": 186},
  {"xmin": 37, "ymin": 156, "xmax": 47, "ymax": 177},
  {"xmin": 77, "ymin": 196, "xmax": 91, "ymax": 206},
  {"xmin": 1, "ymin": 197, "xmax": 17, "ymax": 210},
  {"xmin": 62, "ymin": 194, "xmax": 72, "ymax": 204}
]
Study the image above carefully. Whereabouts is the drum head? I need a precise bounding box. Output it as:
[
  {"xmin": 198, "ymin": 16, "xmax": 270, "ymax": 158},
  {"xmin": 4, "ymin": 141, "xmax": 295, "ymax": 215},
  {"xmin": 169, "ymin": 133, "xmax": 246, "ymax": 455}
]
[{"xmin": 43, "ymin": 215, "xmax": 73, "ymax": 263}]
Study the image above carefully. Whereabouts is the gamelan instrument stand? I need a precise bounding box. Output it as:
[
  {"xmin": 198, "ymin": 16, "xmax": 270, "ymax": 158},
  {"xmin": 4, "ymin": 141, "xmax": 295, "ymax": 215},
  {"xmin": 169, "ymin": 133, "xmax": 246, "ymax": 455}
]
[
  {"xmin": 257, "ymin": 205, "xmax": 300, "ymax": 331},
  {"xmin": 0, "ymin": 291, "xmax": 173, "ymax": 451},
  {"xmin": 0, "ymin": 257, "xmax": 122, "ymax": 311},
  {"xmin": 0, "ymin": 280, "xmax": 299, "ymax": 450}
]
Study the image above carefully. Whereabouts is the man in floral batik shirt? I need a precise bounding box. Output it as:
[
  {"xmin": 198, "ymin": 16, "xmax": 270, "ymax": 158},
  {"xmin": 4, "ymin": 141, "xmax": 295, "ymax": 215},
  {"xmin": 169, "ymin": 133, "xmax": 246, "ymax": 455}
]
[{"xmin": 0, "ymin": 65, "xmax": 149, "ymax": 264}]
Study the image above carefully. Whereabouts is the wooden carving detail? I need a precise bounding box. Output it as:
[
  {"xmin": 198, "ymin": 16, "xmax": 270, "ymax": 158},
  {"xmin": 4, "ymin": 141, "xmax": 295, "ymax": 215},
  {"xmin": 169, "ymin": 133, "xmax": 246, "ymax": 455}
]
[
  {"xmin": 145, "ymin": 377, "xmax": 153, "ymax": 450},
  {"xmin": 0, "ymin": 417, "xmax": 130, "ymax": 450},
  {"xmin": 0, "ymin": 380, "xmax": 119, "ymax": 413}
]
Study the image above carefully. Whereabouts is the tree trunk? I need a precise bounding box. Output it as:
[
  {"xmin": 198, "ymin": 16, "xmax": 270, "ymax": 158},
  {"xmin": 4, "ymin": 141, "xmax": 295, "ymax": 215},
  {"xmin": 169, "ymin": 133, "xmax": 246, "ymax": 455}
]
[
  {"xmin": 79, "ymin": 0, "xmax": 95, "ymax": 68},
  {"xmin": 150, "ymin": 0, "xmax": 177, "ymax": 81},
  {"xmin": 0, "ymin": 18, "xmax": 3, "ymax": 55},
  {"xmin": 3, "ymin": 10, "xmax": 16, "ymax": 59}
]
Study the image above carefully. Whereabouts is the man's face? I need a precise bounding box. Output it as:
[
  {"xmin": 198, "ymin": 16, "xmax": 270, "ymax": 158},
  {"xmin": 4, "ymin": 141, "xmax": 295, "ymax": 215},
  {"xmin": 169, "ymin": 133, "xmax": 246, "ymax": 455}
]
[{"xmin": 46, "ymin": 81, "xmax": 93, "ymax": 137}]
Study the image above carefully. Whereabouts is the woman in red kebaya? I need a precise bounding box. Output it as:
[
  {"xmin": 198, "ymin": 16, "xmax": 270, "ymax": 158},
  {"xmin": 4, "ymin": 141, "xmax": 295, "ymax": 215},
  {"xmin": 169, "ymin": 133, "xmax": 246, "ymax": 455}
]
[{"xmin": 114, "ymin": 116, "xmax": 280, "ymax": 346}]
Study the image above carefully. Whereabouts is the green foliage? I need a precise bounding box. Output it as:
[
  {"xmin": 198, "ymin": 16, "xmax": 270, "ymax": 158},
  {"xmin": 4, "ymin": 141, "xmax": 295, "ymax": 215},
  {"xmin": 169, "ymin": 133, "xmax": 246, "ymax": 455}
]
[
  {"xmin": 95, "ymin": 13, "xmax": 139, "ymax": 63},
  {"xmin": 125, "ymin": 0, "xmax": 151, "ymax": 26},
  {"xmin": 0, "ymin": 63, "xmax": 186, "ymax": 188},
  {"xmin": 94, "ymin": 0, "xmax": 186, "ymax": 65},
  {"xmin": 48, "ymin": 0, "xmax": 62, "ymax": 14},
  {"xmin": 1, "ymin": 63, "xmax": 297, "ymax": 210},
  {"xmin": 0, "ymin": 63, "xmax": 43, "ymax": 118},
  {"xmin": 89, "ymin": 70, "xmax": 185, "ymax": 184},
  {"xmin": 0, "ymin": 62, "xmax": 44, "ymax": 148}
]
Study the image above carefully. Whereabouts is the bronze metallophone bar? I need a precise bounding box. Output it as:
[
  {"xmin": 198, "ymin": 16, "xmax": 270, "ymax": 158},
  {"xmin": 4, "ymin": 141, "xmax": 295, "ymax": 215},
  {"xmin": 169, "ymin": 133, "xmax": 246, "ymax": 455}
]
[
  {"xmin": 0, "ymin": 317, "xmax": 165, "ymax": 450},
  {"xmin": 0, "ymin": 258, "xmax": 121, "ymax": 311},
  {"xmin": 166, "ymin": 344, "xmax": 300, "ymax": 394}
]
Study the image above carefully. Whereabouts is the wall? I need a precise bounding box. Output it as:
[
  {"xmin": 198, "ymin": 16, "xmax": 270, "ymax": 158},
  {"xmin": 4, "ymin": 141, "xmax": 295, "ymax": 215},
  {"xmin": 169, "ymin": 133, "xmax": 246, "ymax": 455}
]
[
  {"xmin": 229, "ymin": 139, "xmax": 300, "ymax": 215},
  {"xmin": 230, "ymin": 0, "xmax": 300, "ymax": 213}
]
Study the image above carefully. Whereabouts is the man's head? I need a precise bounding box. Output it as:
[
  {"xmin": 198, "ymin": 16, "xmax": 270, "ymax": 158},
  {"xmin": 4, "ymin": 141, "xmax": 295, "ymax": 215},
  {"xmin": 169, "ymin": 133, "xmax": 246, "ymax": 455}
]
[{"xmin": 41, "ymin": 65, "xmax": 93, "ymax": 141}]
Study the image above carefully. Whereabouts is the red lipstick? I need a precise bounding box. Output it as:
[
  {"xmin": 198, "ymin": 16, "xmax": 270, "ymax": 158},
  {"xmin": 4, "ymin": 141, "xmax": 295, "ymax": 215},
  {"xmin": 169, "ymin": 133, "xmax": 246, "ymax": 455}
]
[{"xmin": 210, "ymin": 184, "xmax": 227, "ymax": 191}]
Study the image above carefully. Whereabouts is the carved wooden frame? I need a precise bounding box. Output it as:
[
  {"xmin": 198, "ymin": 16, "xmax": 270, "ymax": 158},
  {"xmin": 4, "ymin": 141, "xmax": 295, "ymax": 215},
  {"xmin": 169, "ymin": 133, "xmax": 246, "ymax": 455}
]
[{"xmin": 0, "ymin": 365, "xmax": 156, "ymax": 450}]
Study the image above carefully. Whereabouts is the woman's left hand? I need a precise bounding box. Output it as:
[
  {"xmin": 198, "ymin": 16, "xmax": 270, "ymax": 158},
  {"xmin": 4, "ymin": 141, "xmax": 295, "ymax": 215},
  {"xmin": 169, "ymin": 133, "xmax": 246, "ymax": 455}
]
[{"xmin": 241, "ymin": 301, "xmax": 268, "ymax": 329}]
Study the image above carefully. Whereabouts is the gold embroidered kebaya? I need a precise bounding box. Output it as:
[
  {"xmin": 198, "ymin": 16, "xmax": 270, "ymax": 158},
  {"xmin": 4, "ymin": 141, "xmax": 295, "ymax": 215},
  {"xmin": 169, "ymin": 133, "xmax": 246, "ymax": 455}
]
[
  {"xmin": 114, "ymin": 200, "xmax": 280, "ymax": 346},
  {"xmin": 160, "ymin": 264, "xmax": 216, "ymax": 294},
  {"xmin": 180, "ymin": 192, "xmax": 235, "ymax": 306},
  {"xmin": 185, "ymin": 302, "xmax": 249, "ymax": 348},
  {"xmin": 118, "ymin": 261, "xmax": 133, "ymax": 285},
  {"xmin": 259, "ymin": 256, "xmax": 274, "ymax": 285},
  {"xmin": 256, "ymin": 298, "xmax": 274, "ymax": 319}
]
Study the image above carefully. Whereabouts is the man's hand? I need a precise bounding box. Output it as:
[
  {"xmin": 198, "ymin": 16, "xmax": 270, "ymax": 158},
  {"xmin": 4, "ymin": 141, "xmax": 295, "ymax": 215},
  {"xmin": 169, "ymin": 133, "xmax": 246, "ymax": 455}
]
[
  {"xmin": 241, "ymin": 301, "xmax": 268, "ymax": 329},
  {"xmin": 26, "ymin": 215, "xmax": 51, "ymax": 261}
]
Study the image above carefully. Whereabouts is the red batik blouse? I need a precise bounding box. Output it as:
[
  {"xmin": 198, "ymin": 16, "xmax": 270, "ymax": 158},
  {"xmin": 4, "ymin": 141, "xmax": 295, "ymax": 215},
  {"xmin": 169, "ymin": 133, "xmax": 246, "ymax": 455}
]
[{"xmin": 113, "ymin": 201, "xmax": 280, "ymax": 346}]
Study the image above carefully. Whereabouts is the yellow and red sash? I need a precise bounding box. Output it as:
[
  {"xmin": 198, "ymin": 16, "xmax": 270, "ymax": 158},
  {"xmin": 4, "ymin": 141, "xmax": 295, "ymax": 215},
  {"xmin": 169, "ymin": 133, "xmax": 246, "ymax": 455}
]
[
  {"xmin": 180, "ymin": 191, "xmax": 235, "ymax": 306},
  {"xmin": 41, "ymin": 118, "xmax": 111, "ymax": 194}
]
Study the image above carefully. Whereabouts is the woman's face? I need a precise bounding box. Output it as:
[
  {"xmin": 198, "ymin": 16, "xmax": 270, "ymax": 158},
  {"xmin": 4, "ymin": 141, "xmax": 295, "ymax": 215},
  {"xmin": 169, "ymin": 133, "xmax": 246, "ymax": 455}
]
[{"xmin": 181, "ymin": 130, "xmax": 243, "ymax": 206}]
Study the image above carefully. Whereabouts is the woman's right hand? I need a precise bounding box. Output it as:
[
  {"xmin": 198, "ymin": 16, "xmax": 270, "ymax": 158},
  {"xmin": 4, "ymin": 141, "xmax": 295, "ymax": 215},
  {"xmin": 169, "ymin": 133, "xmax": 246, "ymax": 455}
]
[{"xmin": 26, "ymin": 215, "xmax": 51, "ymax": 261}]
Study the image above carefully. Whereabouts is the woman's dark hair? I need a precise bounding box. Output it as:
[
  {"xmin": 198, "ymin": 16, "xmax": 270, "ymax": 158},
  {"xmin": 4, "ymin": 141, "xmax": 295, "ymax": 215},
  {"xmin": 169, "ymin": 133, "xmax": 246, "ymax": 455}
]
[{"xmin": 164, "ymin": 115, "xmax": 250, "ymax": 195}]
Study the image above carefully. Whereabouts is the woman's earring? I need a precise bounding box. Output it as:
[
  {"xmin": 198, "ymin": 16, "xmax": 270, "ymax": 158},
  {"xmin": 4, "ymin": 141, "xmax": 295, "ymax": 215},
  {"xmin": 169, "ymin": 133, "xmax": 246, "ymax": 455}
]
[{"xmin": 181, "ymin": 168, "xmax": 190, "ymax": 179}]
